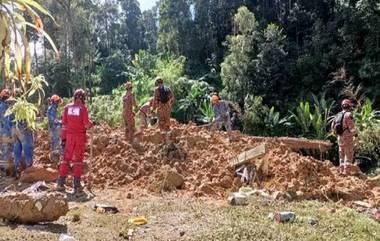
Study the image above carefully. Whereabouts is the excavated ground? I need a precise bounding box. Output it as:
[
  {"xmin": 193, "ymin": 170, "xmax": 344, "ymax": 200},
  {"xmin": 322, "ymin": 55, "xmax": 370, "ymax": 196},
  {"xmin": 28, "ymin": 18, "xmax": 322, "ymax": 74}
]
[{"xmin": 33, "ymin": 120, "xmax": 380, "ymax": 207}]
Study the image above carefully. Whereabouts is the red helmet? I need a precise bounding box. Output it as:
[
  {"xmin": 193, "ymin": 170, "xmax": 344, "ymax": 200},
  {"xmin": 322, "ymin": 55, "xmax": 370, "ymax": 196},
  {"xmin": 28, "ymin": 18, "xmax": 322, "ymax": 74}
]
[
  {"xmin": 74, "ymin": 89, "xmax": 86, "ymax": 99},
  {"xmin": 0, "ymin": 89, "xmax": 10, "ymax": 99},
  {"xmin": 50, "ymin": 94, "xmax": 61, "ymax": 104},
  {"xmin": 341, "ymin": 99, "xmax": 353, "ymax": 108}
]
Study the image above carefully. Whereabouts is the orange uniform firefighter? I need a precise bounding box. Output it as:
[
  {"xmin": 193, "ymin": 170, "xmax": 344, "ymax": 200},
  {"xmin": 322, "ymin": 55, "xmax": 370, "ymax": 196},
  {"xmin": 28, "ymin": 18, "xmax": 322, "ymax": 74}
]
[
  {"xmin": 332, "ymin": 99, "xmax": 357, "ymax": 175},
  {"xmin": 123, "ymin": 81, "xmax": 138, "ymax": 143}
]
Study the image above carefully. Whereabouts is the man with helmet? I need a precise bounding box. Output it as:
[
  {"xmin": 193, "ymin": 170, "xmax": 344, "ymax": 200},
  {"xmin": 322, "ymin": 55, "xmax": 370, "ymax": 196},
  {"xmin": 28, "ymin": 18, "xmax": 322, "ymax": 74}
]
[
  {"xmin": 0, "ymin": 89, "xmax": 11, "ymax": 173},
  {"xmin": 47, "ymin": 95, "xmax": 62, "ymax": 162},
  {"xmin": 123, "ymin": 81, "xmax": 138, "ymax": 143},
  {"xmin": 57, "ymin": 89, "xmax": 93, "ymax": 193},
  {"xmin": 152, "ymin": 77, "xmax": 174, "ymax": 143},
  {"xmin": 210, "ymin": 94, "xmax": 232, "ymax": 140},
  {"xmin": 332, "ymin": 99, "xmax": 357, "ymax": 175}
]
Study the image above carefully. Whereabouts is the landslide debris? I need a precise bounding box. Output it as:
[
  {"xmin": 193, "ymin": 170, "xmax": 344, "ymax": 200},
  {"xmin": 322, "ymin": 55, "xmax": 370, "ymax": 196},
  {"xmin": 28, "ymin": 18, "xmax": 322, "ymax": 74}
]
[{"xmin": 33, "ymin": 121, "xmax": 380, "ymax": 207}]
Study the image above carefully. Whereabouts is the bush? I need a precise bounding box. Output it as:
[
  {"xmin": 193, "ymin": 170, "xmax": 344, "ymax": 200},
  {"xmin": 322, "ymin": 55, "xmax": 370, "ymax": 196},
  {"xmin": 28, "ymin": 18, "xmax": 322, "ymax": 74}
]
[{"xmin": 242, "ymin": 95, "xmax": 290, "ymax": 136}]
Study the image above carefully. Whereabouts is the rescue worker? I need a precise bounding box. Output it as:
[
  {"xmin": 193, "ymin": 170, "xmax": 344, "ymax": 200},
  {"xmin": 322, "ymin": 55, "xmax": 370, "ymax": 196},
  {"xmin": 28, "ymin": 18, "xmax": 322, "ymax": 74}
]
[
  {"xmin": 122, "ymin": 81, "xmax": 138, "ymax": 143},
  {"xmin": 47, "ymin": 95, "xmax": 62, "ymax": 162},
  {"xmin": 332, "ymin": 99, "xmax": 357, "ymax": 175},
  {"xmin": 13, "ymin": 116, "xmax": 34, "ymax": 178},
  {"xmin": 139, "ymin": 97, "xmax": 154, "ymax": 132},
  {"xmin": 152, "ymin": 77, "xmax": 174, "ymax": 143},
  {"xmin": 0, "ymin": 89, "xmax": 11, "ymax": 173},
  {"xmin": 211, "ymin": 95, "xmax": 232, "ymax": 139},
  {"xmin": 57, "ymin": 89, "xmax": 93, "ymax": 193}
]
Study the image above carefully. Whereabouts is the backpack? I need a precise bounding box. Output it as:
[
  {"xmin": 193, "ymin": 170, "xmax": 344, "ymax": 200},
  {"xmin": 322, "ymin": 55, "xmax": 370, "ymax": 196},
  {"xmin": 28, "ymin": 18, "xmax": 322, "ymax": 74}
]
[
  {"xmin": 334, "ymin": 111, "xmax": 346, "ymax": 135},
  {"xmin": 159, "ymin": 86, "xmax": 171, "ymax": 104}
]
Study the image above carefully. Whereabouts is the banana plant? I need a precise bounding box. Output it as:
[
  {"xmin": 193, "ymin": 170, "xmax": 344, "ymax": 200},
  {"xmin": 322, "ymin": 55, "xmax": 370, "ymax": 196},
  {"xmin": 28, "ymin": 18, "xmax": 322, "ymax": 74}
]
[
  {"xmin": 1, "ymin": 0, "xmax": 58, "ymax": 130},
  {"xmin": 0, "ymin": 0, "xmax": 59, "ymax": 82}
]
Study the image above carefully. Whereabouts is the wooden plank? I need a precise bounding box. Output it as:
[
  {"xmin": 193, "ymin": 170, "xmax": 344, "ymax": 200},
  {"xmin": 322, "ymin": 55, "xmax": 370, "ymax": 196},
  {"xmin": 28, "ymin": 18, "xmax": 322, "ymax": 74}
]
[{"xmin": 230, "ymin": 143, "xmax": 266, "ymax": 167}]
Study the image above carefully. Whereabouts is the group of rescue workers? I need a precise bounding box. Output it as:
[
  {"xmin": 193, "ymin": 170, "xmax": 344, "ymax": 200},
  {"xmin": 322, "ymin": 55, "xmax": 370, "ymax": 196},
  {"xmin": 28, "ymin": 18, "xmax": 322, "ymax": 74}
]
[{"xmin": 0, "ymin": 75, "xmax": 358, "ymax": 193}]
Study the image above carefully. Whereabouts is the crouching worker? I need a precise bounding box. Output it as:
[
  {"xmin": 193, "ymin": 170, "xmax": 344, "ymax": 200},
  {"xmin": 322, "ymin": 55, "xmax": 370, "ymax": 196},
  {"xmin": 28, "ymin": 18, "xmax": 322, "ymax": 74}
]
[
  {"xmin": 139, "ymin": 98, "xmax": 154, "ymax": 132},
  {"xmin": 57, "ymin": 89, "xmax": 93, "ymax": 193},
  {"xmin": 211, "ymin": 95, "xmax": 232, "ymax": 140},
  {"xmin": 47, "ymin": 95, "xmax": 62, "ymax": 162}
]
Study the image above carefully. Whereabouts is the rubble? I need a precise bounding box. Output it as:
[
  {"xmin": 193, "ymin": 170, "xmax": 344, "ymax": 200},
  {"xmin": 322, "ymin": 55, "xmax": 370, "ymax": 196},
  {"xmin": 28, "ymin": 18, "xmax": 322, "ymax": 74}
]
[
  {"xmin": 20, "ymin": 166, "xmax": 59, "ymax": 183},
  {"xmin": 0, "ymin": 191, "xmax": 68, "ymax": 224},
  {"xmin": 32, "ymin": 122, "xmax": 380, "ymax": 207}
]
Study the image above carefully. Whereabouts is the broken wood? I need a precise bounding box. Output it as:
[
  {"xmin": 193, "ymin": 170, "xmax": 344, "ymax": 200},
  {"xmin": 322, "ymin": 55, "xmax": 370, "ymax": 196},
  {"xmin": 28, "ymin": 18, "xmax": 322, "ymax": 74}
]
[
  {"xmin": 249, "ymin": 137, "xmax": 333, "ymax": 152},
  {"xmin": 230, "ymin": 144, "xmax": 266, "ymax": 167}
]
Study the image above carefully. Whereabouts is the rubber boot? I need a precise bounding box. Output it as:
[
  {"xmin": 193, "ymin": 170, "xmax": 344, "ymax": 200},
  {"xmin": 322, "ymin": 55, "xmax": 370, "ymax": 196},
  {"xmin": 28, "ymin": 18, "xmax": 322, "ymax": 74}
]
[
  {"xmin": 73, "ymin": 178, "xmax": 84, "ymax": 194},
  {"xmin": 56, "ymin": 176, "xmax": 66, "ymax": 192},
  {"xmin": 14, "ymin": 169, "xmax": 21, "ymax": 180}
]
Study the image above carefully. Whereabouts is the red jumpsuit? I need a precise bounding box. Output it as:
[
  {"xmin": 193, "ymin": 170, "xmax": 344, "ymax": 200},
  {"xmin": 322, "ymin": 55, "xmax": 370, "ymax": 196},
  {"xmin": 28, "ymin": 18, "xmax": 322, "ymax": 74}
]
[
  {"xmin": 153, "ymin": 86, "xmax": 174, "ymax": 132},
  {"xmin": 59, "ymin": 100, "xmax": 93, "ymax": 178},
  {"xmin": 337, "ymin": 112, "xmax": 356, "ymax": 165},
  {"xmin": 123, "ymin": 91, "xmax": 137, "ymax": 142}
]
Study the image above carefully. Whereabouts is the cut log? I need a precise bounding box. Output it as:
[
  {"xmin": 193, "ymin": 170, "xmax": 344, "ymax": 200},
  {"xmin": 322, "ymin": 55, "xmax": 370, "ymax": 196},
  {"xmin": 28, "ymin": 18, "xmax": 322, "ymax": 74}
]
[
  {"xmin": 0, "ymin": 191, "xmax": 68, "ymax": 224},
  {"xmin": 249, "ymin": 137, "xmax": 333, "ymax": 152},
  {"xmin": 230, "ymin": 144, "xmax": 266, "ymax": 167}
]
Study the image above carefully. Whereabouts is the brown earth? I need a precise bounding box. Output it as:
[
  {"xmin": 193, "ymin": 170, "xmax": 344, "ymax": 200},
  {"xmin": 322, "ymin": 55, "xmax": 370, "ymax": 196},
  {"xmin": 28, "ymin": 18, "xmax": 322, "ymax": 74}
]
[
  {"xmin": 33, "ymin": 121, "xmax": 380, "ymax": 207},
  {"xmin": 0, "ymin": 191, "xmax": 68, "ymax": 224}
]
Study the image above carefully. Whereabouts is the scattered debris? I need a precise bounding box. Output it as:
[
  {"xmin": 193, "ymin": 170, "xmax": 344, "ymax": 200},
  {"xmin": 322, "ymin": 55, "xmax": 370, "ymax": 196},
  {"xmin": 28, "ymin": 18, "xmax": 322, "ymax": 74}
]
[
  {"xmin": 119, "ymin": 227, "xmax": 134, "ymax": 240},
  {"xmin": 274, "ymin": 212, "xmax": 296, "ymax": 223},
  {"xmin": 94, "ymin": 204, "xmax": 119, "ymax": 214},
  {"xmin": 59, "ymin": 234, "xmax": 76, "ymax": 241},
  {"xmin": 372, "ymin": 209, "xmax": 380, "ymax": 222},
  {"xmin": 228, "ymin": 192, "xmax": 248, "ymax": 206},
  {"xmin": 230, "ymin": 143, "xmax": 266, "ymax": 167},
  {"xmin": 128, "ymin": 216, "xmax": 148, "ymax": 225},
  {"xmin": 0, "ymin": 191, "xmax": 68, "ymax": 224},
  {"xmin": 308, "ymin": 217, "xmax": 319, "ymax": 226},
  {"xmin": 22, "ymin": 181, "xmax": 50, "ymax": 193}
]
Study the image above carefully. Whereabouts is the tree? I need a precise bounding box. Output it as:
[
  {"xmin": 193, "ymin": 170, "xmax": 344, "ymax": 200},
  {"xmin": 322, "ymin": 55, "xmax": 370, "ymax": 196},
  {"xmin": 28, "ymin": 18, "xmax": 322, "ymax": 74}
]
[
  {"xmin": 221, "ymin": 6, "xmax": 259, "ymax": 107},
  {"xmin": 119, "ymin": 0, "xmax": 144, "ymax": 54},
  {"xmin": 141, "ymin": 7, "xmax": 159, "ymax": 54},
  {"xmin": 255, "ymin": 23, "xmax": 290, "ymax": 107},
  {"xmin": 157, "ymin": 0, "xmax": 192, "ymax": 56}
]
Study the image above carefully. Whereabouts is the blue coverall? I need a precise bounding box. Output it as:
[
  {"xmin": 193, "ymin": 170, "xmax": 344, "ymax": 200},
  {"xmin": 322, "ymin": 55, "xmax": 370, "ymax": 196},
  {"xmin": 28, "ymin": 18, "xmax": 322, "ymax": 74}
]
[
  {"xmin": 2, "ymin": 111, "xmax": 13, "ymax": 166},
  {"xmin": 13, "ymin": 120, "xmax": 34, "ymax": 170},
  {"xmin": 0, "ymin": 100, "xmax": 7, "ymax": 168},
  {"xmin": 47, "ymin": 103, "xmax": 61, "ymax": 153}
]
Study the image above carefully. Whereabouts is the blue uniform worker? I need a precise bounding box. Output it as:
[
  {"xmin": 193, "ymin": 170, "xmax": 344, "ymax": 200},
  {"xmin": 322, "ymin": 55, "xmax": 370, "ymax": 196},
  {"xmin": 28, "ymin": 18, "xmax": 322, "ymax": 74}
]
[
  {"xmin": 47, "ymin": 95, "xmax": 62, "ymax": 154},
  {"xmin": 0, "ymin": 89, "xmax": 11, "ymax": 170},
  {"xmin": 13, "ymin": 120, "xmax": 34, "ymax": 171}
]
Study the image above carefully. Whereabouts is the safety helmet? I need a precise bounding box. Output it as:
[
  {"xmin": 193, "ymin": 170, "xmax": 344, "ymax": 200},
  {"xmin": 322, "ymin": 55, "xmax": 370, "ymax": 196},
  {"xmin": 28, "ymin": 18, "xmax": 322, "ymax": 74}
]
[
  {"xmin": 125, "ymin": 81, "xmax": 133, "ymax": 90},
  {"xmin": 50, "ymin": 94, "xmax": 61, "ymax": 104},
  {"xmin": 341, "ymin": 99, "xmax": 353, "ymax": 108},
  {"xmin": 0, "ymin": 89, "xmax": 11, "ymax": 99},
  {"xmin": 211, "ymin": 95, "xmax": 220, "ymax": 104},
  {"xmin": 74, "ymin": 89, "xmax": 86, "ymax": 100},
  {"xmin": 155, "ymin": 77, "xmax": 163, "ymax": 85}
]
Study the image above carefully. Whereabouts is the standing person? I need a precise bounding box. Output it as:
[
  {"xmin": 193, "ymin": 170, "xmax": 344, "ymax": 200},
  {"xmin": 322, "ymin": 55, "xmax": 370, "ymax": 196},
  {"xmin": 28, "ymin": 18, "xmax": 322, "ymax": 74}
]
[
  {"xmin": 122, "ymin": 81, "xmax": 138, "ymax": 143},
  {"xmin": 152, "ymin": 77, "xmax": 174, "ymax": 143},
  {"xmin": 13, "ymin": 118, "xmax": 34, "ymax": 178},
  {"xmin": 0, "ymin": 89, "xmax": 11, "ymax": 173},
  {"xmin": 211, "ymin": 95, "xmax": 232, "ymax": 140},
  {"xmin": 139, "ymin": 98, "xmax": 154, "ymax": 132},
  {"xmin": 332, "ymin": 99, "xmax": 357, "ymax": 175},
  {"xmin": 47, "ymin": 95, "xmax": 62, "ymax": 162},
  {"xmin": 57, "ymin": 89, "xmax": 93, "ymax": 193}
]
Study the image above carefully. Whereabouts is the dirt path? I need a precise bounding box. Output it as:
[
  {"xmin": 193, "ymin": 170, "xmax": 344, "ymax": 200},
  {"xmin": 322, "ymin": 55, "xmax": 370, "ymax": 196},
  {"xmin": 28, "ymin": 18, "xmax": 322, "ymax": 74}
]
[{"xmin": 0, "ymin": 188, "xmax": 379, "ymax": 241}]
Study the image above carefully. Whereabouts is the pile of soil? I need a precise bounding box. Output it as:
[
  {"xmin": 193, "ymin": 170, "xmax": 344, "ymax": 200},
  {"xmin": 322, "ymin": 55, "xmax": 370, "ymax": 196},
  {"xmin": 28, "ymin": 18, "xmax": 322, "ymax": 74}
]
[{"xmin": 33, "ymin": 121, "xmax": 380, "ymax": 206}]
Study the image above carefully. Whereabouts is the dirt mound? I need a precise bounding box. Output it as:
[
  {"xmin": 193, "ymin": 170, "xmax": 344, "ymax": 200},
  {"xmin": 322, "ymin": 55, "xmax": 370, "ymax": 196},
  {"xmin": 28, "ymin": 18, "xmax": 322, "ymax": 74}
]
[{"xmin": 33, "ymin": 122, "xmax": 379, "ymax": 206}]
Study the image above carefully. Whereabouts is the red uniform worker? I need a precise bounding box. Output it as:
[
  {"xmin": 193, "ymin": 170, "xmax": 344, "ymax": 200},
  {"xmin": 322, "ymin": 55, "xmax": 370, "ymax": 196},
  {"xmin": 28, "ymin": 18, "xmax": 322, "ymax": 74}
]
[
  {"xmin": 123, "ymin": 82, "xmax": 138, "ymax": 143},
  {"xmin": 57, "ymin": 89, "xmax": 93, "ymax": 193}
]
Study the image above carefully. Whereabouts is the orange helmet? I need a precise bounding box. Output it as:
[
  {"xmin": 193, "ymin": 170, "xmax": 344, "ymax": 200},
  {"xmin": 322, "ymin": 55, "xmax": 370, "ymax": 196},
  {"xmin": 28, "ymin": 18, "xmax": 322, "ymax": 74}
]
[
  {"xmin": 125, "ymin": 81, "xmax": 133, "ymax": 90},
  {"xmin": 0, "ymin": 89, "xmax": 10, "ymax": 99},
  {"xmin": 211, "ymin": 95, "xmax": 220, "ymax": 104},
  {"xmin": 50, "ymin": 94, "xmax": 61, "ymax": 104}
]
